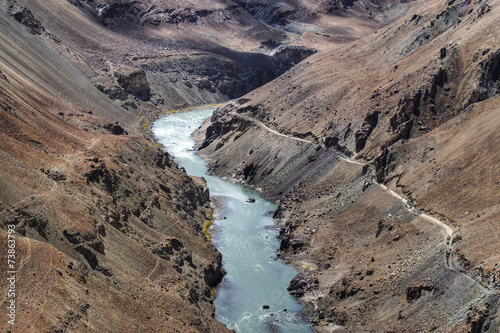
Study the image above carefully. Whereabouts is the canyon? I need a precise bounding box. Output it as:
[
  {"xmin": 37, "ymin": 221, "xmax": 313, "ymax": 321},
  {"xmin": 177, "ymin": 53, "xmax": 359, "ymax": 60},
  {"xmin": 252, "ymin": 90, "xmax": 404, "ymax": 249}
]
[{"xmin": 0, "ymin": 0, "xmax": 498, "ymax": 332}]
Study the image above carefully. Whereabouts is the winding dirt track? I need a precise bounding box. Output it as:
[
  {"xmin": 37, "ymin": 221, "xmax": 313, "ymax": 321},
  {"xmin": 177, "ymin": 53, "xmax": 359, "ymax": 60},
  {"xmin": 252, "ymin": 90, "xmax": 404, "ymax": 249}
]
[
  {"xmin": 250, "ymin": 116, "xmax": 454, "ymax": 237},
  {"xmin": 245, "ymin": 116, "xmax": 313, "ymax": 144},
  {"xmin": 223, "ymin": 115, "xmax": 499, "ymax": 296},
  {"xmin": 378, "ymin": 184, "xmax": 454, "ymax": 238}
]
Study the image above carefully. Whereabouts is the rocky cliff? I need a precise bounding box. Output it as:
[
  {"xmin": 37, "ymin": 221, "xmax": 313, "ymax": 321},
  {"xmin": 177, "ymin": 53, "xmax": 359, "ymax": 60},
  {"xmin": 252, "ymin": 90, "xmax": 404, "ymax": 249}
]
[{"xmin": 196, "ymin": 0, "xmax": 500, "ymax": 331}]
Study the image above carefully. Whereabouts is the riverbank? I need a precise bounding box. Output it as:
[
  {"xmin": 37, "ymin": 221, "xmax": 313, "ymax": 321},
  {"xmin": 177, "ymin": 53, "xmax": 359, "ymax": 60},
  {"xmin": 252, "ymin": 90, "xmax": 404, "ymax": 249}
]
[
  {"xmin": 193, "ymin": 87, "xmax": 500, "ymax": 331},
  {"xmin": 153, "ymin": 108, "xmax": 314, "ymax": 333}
]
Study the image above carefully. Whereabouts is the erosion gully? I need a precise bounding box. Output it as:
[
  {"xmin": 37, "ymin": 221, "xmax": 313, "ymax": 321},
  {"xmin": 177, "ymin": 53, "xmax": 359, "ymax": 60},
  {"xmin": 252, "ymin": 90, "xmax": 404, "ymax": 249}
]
[{"xmin": 153, "ymin": 107, "xmax": 313, "ymax": 333}]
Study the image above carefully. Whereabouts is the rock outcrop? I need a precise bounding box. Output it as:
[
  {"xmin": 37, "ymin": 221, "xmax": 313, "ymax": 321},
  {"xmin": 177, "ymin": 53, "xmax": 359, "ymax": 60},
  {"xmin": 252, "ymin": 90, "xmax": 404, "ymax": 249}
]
[
  {"xmin": 274, "ymin": 45, "xmax": 317, "ymax": 64},
  {"xmin": 115, "ymin": 70, "xmax": 151, "ymax": 102}
]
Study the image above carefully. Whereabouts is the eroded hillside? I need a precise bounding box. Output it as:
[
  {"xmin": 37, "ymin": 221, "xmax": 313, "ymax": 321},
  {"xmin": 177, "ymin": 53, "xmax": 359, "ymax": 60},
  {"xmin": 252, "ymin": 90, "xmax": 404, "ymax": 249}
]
[
  {"xmin": 0, "ymin": 3, "xmax": 234, "ymax": 331},
  {"xmin": 196, "ymin": 0, "xmax": 500, "ymax": 331},
  {"xmin": 2, "ymin": 0, "xmax": 497, "ymax": 331},
  {"xmin": 0, "ymin": 0, "xmax": 397, "ymax": 331}
]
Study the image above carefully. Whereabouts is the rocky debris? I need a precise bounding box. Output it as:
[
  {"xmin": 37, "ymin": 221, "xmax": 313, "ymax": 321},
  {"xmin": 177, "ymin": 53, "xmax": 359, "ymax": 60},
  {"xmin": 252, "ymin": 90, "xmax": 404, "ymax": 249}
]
[
  {"xmin": 92, "ymin": 2, "xmax": 219, "ymax": 27},
  {"xmin": 41, "ymin": 168, "xmax": 67, "ymax": 182},
  {"xmin": 7, "ymin": 212, "xmax": 49, "ymax": 239},
  {"xmin": 8, "ymin": 5, "xmax": 45, "ymax": 35},
  {"xmin": 136, "ymin": 52, "xmax": 291, "ymax": 102},
  {"xmin": 287, "ymin": 272, "xmax": 314, "ymax": 296},
  {"xmin": 96, "ymin": 2, "xmax": 142, "ymax": 24},
  {"xmin": 334, "ymin": 278, "xmax": 361, "ymax": 300},
  {"xmin": 246, "ymin": 197, "xmax": 256, "ymax": 203},
  {"xmin": 96, "ymin": 84, "xmax": 128, "ymax": 101},
  {"xmin": 153, "ymin": 149, "xmax": 172, "ymax": 170},
  {"xmin": 84, "ymin": 162, "xmax": 118, "ymax": 194},
  {"xmin": 278, "ymin": 233, "xmax": 291, "ymax": 251},
  {"xmin": 466, "ymin": 303, "xmax": 492, "ymax": 333},
  {"xmin": 63, "ymin": 229, "xmax": 106, "ymax": 270},
  {"xmin": 328, "ymin": 308, "xmax": 350, "ymax": 326},
  {"xmin": 405, "ymin": 282, "xmax": 437, "ymax": 302},
  {"xmin": 152, "ymin": 241, "xmax": 174, "ymax": 260},
  {"xmin": 385, "ymin": 67, "xmax": 452, "ymax": 148},
  {"xmin": 74, "ymin": 244, "xmax": 99, "ymax": 269},
  {"xmin": 234, "ymin": 1, "xmax": 296, "ymax": 24},
  {"xmin": 201, "ymin": 108, "xmax": 253, "ymax": 149},
  {"xmin": 196, "ymin": 78, "xmax": 217, "ymax": 93},
  {"xmin": 103, "ymin": 122, "xmax": 126, "ymax": 135},
  {"xmin": 204, "ymin": 253, "xmax": 225, "ymax": 288}
]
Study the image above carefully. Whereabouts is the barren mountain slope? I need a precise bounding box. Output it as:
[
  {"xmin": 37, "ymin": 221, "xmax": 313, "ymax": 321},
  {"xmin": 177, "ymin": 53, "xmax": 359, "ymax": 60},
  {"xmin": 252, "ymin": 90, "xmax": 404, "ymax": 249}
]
[
  {"xmin": 0, "ymin": 0, "xmax": 423, "ymax": 331},
  {"xmin": 0, "ymin": 6, "xmax": 232, "ymax": 333},
  {"xmin": 196, "ymin": 0, "xmax": 500, "ymax": 331},
  {"xmin": 3, "ymin": 0, "xmax": 420, "ymax": 117}
]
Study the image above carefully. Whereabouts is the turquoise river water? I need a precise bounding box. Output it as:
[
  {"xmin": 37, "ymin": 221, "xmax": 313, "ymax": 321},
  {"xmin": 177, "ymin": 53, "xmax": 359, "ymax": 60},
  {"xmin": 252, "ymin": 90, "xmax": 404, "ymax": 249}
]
[{"xmin": 152, "ymin": 107, "xmax": 313, "ymax": 333}]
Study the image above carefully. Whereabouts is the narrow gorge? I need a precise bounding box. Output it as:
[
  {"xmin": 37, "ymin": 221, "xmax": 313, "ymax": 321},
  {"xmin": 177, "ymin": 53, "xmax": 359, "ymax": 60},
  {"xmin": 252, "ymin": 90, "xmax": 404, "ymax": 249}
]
[
  {"xmin": 1, "ymin": 0, "xmax": 499, "ymax": 332},
  {"xmin": 153, "ymin": 107, "xmax": 313, "ymax": 332}
]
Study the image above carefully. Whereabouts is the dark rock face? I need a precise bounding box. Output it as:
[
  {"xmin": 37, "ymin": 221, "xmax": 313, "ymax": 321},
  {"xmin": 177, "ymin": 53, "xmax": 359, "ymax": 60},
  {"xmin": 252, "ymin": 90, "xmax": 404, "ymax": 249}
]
[
  {"xmin": 103, "ymin": 123, "xmax": 126, "ymax": 135},
  {"xmin": 274, "ymin": 46, "xmax": 317, "ymax": 64},
  {"xmin": 88, "ymin": 2, "xmax": 218, "ymax": 27},
  {"xmin": 96, "ymin": 84, "xmax": 128, "ymax": 101},
  {"xmin": 9, "ymin": 6, "xmax": 45, "ymax": 35},
  {"xmin": 137, "ymin": 52, "xmax": 291, "ymax": 101},
  {"xmin": 383, "ymin": 63, "xmax": 458, "ymax": 149},
  {"xmin": 474, "ymin": 49, "xmax": 500, "ymax": 102},
  {"xmin": 153, "ymin": 149, "xmax": 172, "ymax": 170},
  {"xmin": 287, "ymin": 272, "xmax": 313, "ymax": 296},
  {"xmin": 204, "ymin": 253, "xmax": 225, "ymax": 288},
  {"xmin": 8, "ymin": 212, "xmax": 49, "ymax": 239},
  {"xmin": 115, "ymin": 70, "xmax": 151, "ymax": 102},
  {"xmin": 354, "ymin": 111, "xmax": 378, "ymax": 152},
  {"xmin": 84, "ymin": 162, "xmax": 118, "ymax": 194},
  {"xmin": 63, "ymin": 229, "xmax": 106, "ymax": 271},
  {"xmin": 200, "ymin": 105, "xmax": 253, "ymax": 149},
  {"xmin": 233, "ymin": 1, "xmax": 296, "ymax": 24},
  {"xmin": 405, "ymin": 283, "xmax": 437, "ymax": 302}
]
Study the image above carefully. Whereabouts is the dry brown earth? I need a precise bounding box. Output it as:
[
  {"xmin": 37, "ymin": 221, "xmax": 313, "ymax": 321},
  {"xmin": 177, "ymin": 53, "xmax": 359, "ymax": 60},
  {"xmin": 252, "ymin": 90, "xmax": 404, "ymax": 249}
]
[
  {"xmin": 196, "ymin": 0, "xmax": 500, "ymax": 331},
  {"xmin": 1, "ymin": 0, "xmax": 498, "ymax": 331}
]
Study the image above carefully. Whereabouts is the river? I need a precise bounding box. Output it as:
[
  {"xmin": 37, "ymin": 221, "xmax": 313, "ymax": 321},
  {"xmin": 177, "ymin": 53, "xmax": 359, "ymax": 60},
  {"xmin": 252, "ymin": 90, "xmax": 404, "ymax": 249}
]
[{"xmin": 152, "ymin": 107, "xmax": 313, "ymax": 333}]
